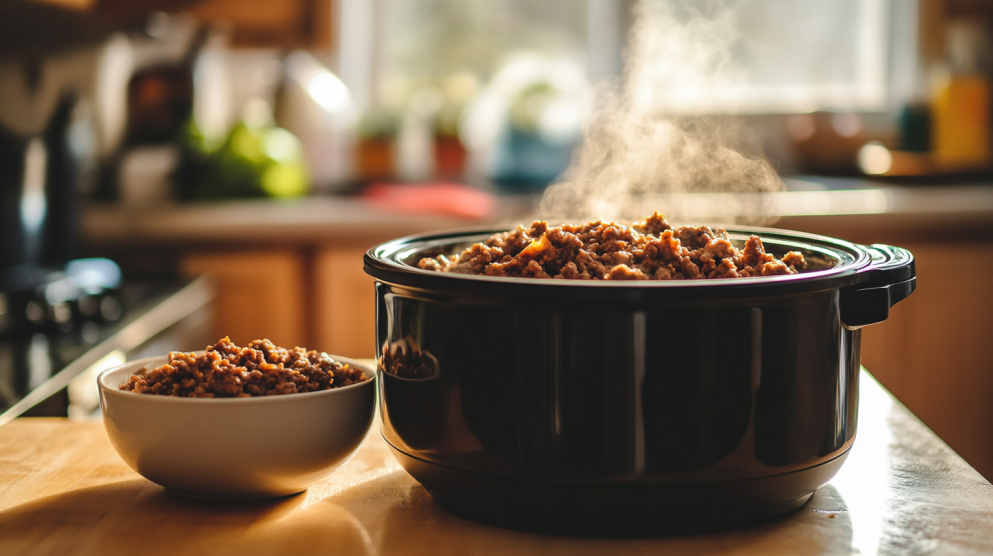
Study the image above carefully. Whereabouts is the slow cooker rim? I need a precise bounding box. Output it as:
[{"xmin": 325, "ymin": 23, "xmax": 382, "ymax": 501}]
[{"xmin": 365, "ymin": 224, "xmax": 874, "ymax": 290}]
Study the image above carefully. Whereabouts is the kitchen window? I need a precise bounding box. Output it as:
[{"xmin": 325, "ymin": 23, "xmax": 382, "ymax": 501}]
[{"xmin": 336, "ymin": 0, "xmax": 919, "ymax": 114}]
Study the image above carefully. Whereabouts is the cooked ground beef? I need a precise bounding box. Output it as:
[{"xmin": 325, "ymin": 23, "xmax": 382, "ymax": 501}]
[
  {"xmin": 417, "ymin": 212, "xmax": 805, "ymax": 280},
  {"xmin": 119, "ymin": 337, "xmax": 368, "ymax": 397}
]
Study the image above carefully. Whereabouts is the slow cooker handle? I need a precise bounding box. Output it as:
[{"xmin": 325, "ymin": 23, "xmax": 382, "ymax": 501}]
[{"xmin": 840, "ymin": 244, "xmax": 916, "ymax": 330}]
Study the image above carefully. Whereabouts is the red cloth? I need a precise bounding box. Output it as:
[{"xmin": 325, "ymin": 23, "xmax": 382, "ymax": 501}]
[{"xmin": 362, "ymin": 182, "xmax": 496, "ymax": 220}]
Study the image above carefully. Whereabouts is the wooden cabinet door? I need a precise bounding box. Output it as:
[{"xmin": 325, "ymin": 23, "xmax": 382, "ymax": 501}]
[
  {"xmin": 861, "ymin": 242, "xmax": 993, "ymax": 480},
  {"xmin": 180, "ymin": 250, "xmax": 307, "ymax": 349},
  {"xmin": 313, "ymin": 247, "xmax": 377, "ymax": 359}
]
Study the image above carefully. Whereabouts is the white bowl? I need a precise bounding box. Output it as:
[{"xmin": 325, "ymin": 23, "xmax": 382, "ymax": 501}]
[{"xmin": 98, "ymin": 354, "xmax": 376, "ymax": 500}]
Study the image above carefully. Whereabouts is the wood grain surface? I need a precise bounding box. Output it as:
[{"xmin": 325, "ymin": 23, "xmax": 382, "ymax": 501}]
[{"xmin": 1, "ymin": 371, "xmax": 992, "ymax": 556}]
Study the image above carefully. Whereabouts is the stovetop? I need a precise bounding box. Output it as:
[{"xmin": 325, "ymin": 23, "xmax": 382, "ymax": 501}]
[{"xmin": 0, "ymin": 278, "xmax": 214, "ymax": 424}]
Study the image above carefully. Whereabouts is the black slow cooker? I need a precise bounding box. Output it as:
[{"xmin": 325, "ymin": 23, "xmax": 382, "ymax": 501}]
[{"xmin": 364, "ymin": 226, "xmax": 915, "ymax": 535}]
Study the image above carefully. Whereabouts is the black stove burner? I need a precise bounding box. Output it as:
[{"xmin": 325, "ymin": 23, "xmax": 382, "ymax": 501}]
[{"xmin": 0, "ymin": 258, "xmax": 122, "ymax": 337}]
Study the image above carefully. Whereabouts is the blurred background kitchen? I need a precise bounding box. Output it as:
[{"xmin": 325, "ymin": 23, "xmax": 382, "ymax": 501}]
[{"xmin": 2, "ymin": 0, "xmax": 992, "ymax": 479}]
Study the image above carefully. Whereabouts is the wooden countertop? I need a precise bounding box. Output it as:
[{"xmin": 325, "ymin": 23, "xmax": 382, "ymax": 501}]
[{"xmin": 1, "ymin": 370, "xmax": 992, "ymax": 555}]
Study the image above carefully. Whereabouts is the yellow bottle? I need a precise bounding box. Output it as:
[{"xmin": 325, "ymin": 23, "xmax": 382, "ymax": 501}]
[
  {"xmin": 932, "ymin": 20, "xmax": 992, "ymax": 171},
  {"xmin": 933, "ymin": 74, "xmax": 991, "ymax": 169}
]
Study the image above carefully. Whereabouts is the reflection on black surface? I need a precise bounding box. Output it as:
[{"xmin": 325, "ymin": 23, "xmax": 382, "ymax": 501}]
[
  {"xmin": 379, "ymin": 336, "xmax": 445, "ymax": 451},
  {"xmin": 642, "ymin": 307, "xmax": 752, "ymax": 473},
  {"xmin": 379, "ymin": 284, "xmax": 859, "ymax": 482},
  {"xmin": 754, "ymin": 294, "xmax": 856, "ymax": 466}
]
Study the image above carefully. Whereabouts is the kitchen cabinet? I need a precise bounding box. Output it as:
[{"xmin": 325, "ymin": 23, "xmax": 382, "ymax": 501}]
[
  {"xmin": 81, "ymin": 197, "xmax": 484, "ymax": 356},
  {"xmin": 859, "ymin": 242, "xmax": 993, "ymax": 481},
  {"xmin": 175, "ymin": 244, "xmax": 379, "ymax": 358},
  {"xmin": 313, "ymin": 245, "xmax": 378, "ymax": 358},
  {"xmin": 180, "ymin": 250, "xmax": 307, "ymax": 349},
  {"xmin": 186, "ymin": 0, "xmax": 333, "ymax": 48}
]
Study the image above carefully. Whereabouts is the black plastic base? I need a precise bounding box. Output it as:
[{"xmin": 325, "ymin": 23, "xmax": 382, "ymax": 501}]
[{"xmin": 390, "ymin": 443, "xmax": 849, "ymax": 537}]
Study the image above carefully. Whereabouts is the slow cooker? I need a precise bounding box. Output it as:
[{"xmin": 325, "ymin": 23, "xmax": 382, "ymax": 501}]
[{"xmin": 364, "ymin": 225, "xmax": 915, "ymax": 535}]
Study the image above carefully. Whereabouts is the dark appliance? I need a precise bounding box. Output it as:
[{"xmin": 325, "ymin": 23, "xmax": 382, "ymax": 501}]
[
  {"xmin": 0, "ymin": 88, "xmax": 119, "ymax": 336},
  {"xmin": 364, "ymin": 226, "xmax": 915, "ymax": 535}
]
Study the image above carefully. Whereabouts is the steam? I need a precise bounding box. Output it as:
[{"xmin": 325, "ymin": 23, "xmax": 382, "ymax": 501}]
[{"xmin": 540, "ymin": 0, "xmax": 784, "ymax": 224}]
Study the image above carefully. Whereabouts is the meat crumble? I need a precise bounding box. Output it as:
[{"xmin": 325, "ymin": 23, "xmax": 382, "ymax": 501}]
[
  {"xmin": 119, "ymin": 337, "xmax": 368, "ymax": 397},
  {"xmin": 417, "ymin": 212, "xmax": 805, "ymax": 280}
]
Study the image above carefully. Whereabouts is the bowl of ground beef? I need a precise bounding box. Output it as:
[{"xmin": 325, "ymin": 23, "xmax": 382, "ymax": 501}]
[
  {"xmin": 364, "ymin": 212, "xmax": 916, "ymax": 535},
  {"xmin": 98, "ymin": 337, "xmax": 375, "ymax": 500}
]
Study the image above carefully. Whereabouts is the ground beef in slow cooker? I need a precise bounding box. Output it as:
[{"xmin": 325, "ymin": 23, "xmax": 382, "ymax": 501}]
[
  {"xmin": 417, "ymin": 212, "xmax": 805, "ymax": 280},
  {"xmin": 119, "ymin": 337, "xmax": 368, "ymax": 397}
]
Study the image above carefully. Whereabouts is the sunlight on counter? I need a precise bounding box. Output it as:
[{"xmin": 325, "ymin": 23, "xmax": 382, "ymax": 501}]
[{"xmin": 828, "ymin": 372, "xmax": 894, "ymax": 555}]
